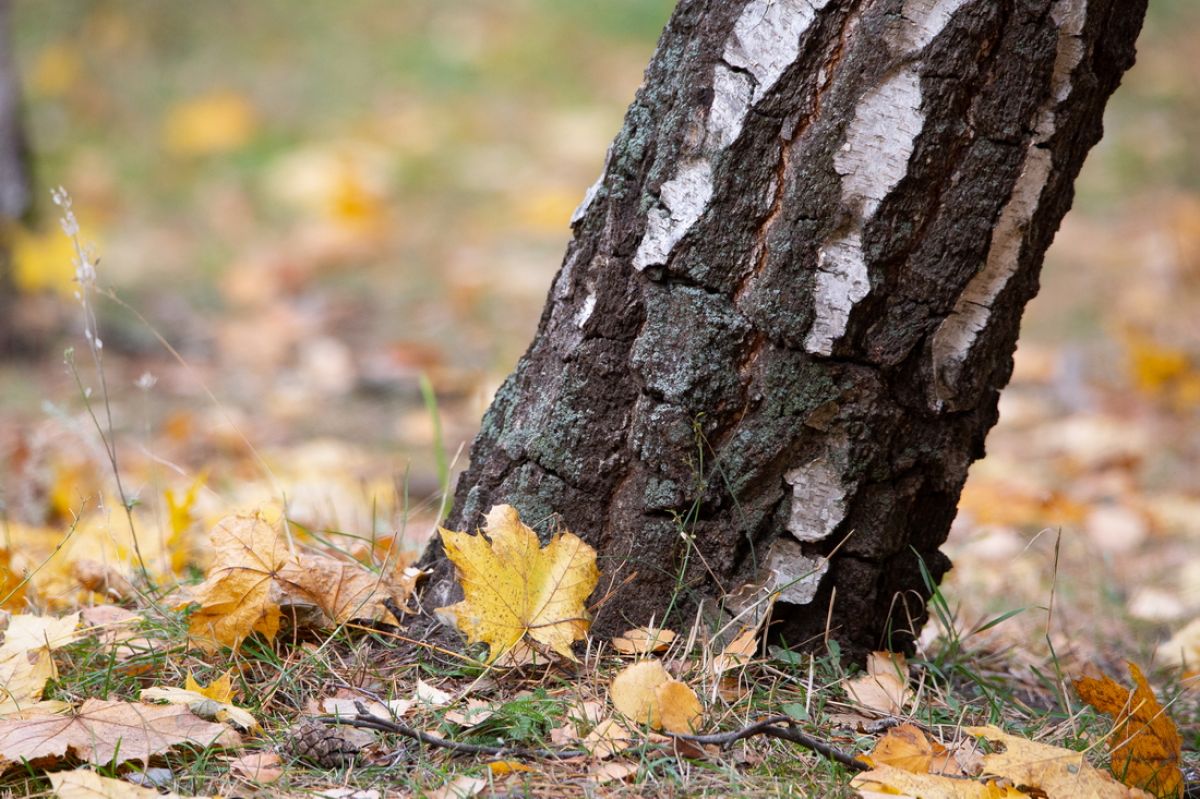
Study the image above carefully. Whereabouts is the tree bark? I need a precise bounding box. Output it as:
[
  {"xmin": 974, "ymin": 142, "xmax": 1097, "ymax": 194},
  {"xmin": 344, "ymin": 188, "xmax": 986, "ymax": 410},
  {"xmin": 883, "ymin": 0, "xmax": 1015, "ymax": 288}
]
[
  {"xmin": 0, "ymin": 0, "xmax": 33, "ymax": 352},
  {"xmin": 419, "ymin": 0, "xmax": 1147, "ymax": 659}
]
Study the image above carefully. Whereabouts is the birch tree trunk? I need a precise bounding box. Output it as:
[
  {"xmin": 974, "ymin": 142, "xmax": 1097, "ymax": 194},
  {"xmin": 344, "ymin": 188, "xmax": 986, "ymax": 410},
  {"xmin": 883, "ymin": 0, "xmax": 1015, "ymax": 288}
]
[
  {"xmin": 0, "ymin": 0, "xmax": 33, "ymax": 352},
  {"xmin": 419, "ymin": 0, "xmax": 1147, "ymax": 658}
]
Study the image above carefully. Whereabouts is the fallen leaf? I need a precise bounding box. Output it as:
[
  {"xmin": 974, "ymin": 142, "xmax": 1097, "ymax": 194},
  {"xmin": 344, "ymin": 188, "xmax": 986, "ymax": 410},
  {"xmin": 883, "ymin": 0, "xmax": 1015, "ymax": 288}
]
[
  {"xmin": 1157, "ymin": 617, "xmax": 1200, "ymax": 669},
  {"xmin": 229, "ymin": 751, "xmax": 284, "ymax": 783},
  {"xmin": 428, "ymin": 774, "xmax": 486, "ymax": 799},
  {"xmin": 414, "ymin": 679, "xmax": 453, "ymax": 707},
  {"xmin": 583, "ymin": 717, "xmax": 635, "ymax": 758},
  {"xmin": 656, "ymin": 679, "xmax": 703, "ymax": 734},
  {"xmin": 445, "ymin": 699, "xmax": 494, "ymax": 727},
  {"xmin": 611, "ymin": 660, "xmax": 670, "ymax": 729},
  {"xmin": 277, "ymin": 551, "xmax": 422, "ymax": 624},
  {"xmin": 1075, "ymin": 663, "xmax": 1184, "ymax": 798},
  {"xmin": 866, "ymin": 723, "xmax": 939, "ymax": 773},
  {"xmin": 49, "ymin": 767, "xmax": 202, "ymax": 799},
  {"xmin": 712, "ymin": 627, "xmax": 758, "ymax": 675},
  {"xmin": 609, "ymin": 660, "xmax": 703, "ymax": 733},
  {"xmin": 79, "ymin": 605, "xmax": 142, "ymax": 643},
  {"xmin": 0, "ymin": 647, "xmax": 55, "ymax": 717},
  {"xmin": 967, "ymin": 725, "xmax": 1154, "ymax": 798},
  {"xmin": 322, "ymin": 697, "xmax": 412, "ymax": 720},
  {"xmin": 851, "ymin": 763, "xmax": 1026, "ymax": 798},
  {"xmin": 183, "ymin": 514, "xmax": 289, "ymax": 651},
  {"xmin": 0, "ymin": 698, "xmax": 240, "ymax": 768},
  {"xmin": 141, "ymin": 672, "xmax": 258, "ymax": 732},
  {"xmin": 437, "ymin": 504, "xmax": 598, "ymax": 663},
  {"xmin": 588, "ymin": 761, "xmax": 638, "ymax": 784},
  {"xmin": 487, "ymin": 760, "xmax": 533, "ymax": 776},
  {"xmin": 1, "ymin": 612, "xmax": 81, "ymax": 653},
  {"xmin": 845, "ymin": 651, "xmax": 912, "ymax": 716},
  {"xmin": 613, "ymin": 627, "xmax": 677, "ymax": 655}
]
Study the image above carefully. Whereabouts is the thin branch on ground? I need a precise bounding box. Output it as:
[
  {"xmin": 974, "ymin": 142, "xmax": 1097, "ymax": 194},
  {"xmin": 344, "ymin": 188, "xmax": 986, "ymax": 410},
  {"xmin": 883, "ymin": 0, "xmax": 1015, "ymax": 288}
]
[{"xmin": 320, "ymin": 706, "xmax": 868, "ymax": 771}]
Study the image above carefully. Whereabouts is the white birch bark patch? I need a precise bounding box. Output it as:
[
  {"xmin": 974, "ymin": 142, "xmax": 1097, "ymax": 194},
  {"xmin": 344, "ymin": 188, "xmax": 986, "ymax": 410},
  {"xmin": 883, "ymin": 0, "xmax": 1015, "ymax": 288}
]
[
  {"xmin": 930, "ymin": 0, "xmax": 1087, "ymax": 406},
  {"xmin": 783, "ymin": 435, "xmax": 851, "ymax": 543},
  {"xmin": 805, "ymin": 1, "xmax": 969, "ymax": 356},
  {"xmin": 632, "ymin": 159, "xmax": 714, "ymax": 271}
]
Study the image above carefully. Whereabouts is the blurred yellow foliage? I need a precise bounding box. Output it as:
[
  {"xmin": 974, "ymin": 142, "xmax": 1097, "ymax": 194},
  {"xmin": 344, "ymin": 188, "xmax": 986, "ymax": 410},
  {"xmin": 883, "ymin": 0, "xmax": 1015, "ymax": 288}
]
[
  {"xmin": 162, "ymin": 91, "xmax": 257, "ymax": 156},
  {"xmin": 1125, "ymin": 330, "xmax": 1200, "ymax": 410},
  {"xmin": 9, "ymin": 226, "xmax": 78, "ymax": 297},
  {"xmin": 29, "ymin": 43, "xmax": 82, "ymax": 98}
]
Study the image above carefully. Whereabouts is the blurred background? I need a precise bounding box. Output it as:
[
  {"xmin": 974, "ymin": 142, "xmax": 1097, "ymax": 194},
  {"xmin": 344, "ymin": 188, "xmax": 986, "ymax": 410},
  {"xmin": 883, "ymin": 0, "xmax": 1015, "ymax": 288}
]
[{"xmin": 1, "ymin": 1, "xmax": 1197, "ymax": 668}]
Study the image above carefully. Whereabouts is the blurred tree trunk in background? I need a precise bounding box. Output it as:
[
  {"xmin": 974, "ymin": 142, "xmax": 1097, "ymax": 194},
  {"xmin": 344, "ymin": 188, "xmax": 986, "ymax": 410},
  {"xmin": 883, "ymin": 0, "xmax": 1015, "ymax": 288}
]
[
  {"xmin": 419, "ymin": 0, "xmax": 1147, "ymax": 659},
  {"xmin": 0, "ymin": 0, "xmax": 32, "ymax": 353}
]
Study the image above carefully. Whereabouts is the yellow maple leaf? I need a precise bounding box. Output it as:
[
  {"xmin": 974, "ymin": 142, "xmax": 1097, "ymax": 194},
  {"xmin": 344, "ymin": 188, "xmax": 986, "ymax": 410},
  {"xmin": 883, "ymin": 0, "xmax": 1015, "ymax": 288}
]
[
  {"xmin": 1075, "ymin": 663, "xmax": 1184, "ymax": 799},
  {"xmin": 437, "ymin": 504, "xmax": 598, "ymax": 663},
  {"xmin": 182, "ymin": 514, "xmax": 289, "ymax": 652}
]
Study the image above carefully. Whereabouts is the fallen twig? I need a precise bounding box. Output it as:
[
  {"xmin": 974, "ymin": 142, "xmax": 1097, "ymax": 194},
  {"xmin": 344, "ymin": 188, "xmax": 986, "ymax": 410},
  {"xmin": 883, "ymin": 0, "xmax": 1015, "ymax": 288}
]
[{"xmin": 320, "ymin": 705, "xmax": 866, "ymax": 771}]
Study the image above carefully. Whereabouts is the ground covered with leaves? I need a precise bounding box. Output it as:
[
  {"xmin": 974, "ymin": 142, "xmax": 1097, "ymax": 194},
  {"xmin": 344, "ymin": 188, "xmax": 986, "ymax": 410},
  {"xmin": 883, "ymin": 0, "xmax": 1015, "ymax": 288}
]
[{"xmin": 1, "ymin": 1, "xmax": 1199, "ymax": 797}]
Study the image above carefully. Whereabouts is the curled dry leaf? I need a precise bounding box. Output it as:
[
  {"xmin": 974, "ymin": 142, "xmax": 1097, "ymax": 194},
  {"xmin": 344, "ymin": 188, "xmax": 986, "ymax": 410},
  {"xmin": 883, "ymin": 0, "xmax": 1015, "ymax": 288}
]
[
  {"xmin": 0, "ymin": 698, "xmax": 240, "ymax": 768},
  {"xmin": 414, "ymin": 679, "xmax": 453, "ymax": 707},
  {"xmin": 445, "ymin": 698, "xmax": 495, "ymax": 727},
  {"xmin": 1074, "ymin": 662, "xmax": 1183, "ymax": 798},
  {"xmin": 584, "ymin": 717, "xmax": 635, "ymax": 759},
  {"xmin": 589, "ymin": 761, "xmax": 639, "ymax": 785},
  {"xmin": 609, "ymin": 660, "xmax": 703, "ymax": 734},
  {"xmin": 229, "ymin": 751, "xmax": 284, "ymax": 784},
  {"xmin": 845, "ymin": 651, "xmax": 912, "ymax": 716},
  {"xmin": 711, "ymin": 627, "xmax": 757, "ymax": 675},
  {"xmin": 183, "ymin": 514, "xmax": 423, "ymax": 651},
  {"xmin": 612, "ymin": 626, "xmax": 677, "ymax": 655},
  {"xmin": 437, "ymin": 504, "xmax": 599, "ymax": 663},
  {"xmin": 428, "ymin": 775, "xmax": 486, "ymax": 799}
]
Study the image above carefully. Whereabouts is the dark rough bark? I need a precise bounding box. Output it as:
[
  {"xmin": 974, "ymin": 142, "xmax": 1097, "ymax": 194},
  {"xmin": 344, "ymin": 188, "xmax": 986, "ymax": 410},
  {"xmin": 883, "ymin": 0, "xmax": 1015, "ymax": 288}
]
[
  {"xmin": 0, "ymin": 0, "xmax": 33, "ymax": 352},
  {"xmin": 418, "ymin": 0, "xmax": 1147, "ymax": 660}
]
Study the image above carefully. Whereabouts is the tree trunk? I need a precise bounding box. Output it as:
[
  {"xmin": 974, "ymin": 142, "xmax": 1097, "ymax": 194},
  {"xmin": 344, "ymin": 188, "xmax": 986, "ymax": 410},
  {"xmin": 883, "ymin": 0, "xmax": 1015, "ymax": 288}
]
[
  {"xmin": 419, "ymin": 0, "xmax": 1146, "ymax": 659},
  {"xmin": 0, "ymin": 0, "xmax": 33, "ymax": 352}
]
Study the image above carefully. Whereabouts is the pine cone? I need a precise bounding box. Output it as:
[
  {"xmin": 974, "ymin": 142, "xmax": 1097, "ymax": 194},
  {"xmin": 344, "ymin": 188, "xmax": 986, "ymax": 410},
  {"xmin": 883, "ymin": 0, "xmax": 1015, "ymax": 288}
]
[{"xmin": 288, "ymin": 720, "xmax": 362, "ymax": 768}]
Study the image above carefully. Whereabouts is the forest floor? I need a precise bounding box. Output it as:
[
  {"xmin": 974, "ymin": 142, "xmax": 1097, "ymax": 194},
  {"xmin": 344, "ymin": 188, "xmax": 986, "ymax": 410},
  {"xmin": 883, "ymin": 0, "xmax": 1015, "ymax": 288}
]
[{"xmin": 0, "ymin": 2, "xmax": 1198, "ymax": 797}]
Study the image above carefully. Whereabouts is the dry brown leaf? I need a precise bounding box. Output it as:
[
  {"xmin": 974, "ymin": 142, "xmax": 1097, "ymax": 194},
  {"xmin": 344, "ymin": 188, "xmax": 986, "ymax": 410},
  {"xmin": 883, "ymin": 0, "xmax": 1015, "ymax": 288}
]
[
  {"xmin": 79, "ymin": 605, "xmax": 142, "ymax": 644},
  {"xmin": 612, "ymin": 627, "xmax": 677, "ymax": 655},
  {"xmin": 1156, "ymin": 617, "xmax": 1200, "ymax": 670},
  {"xmin": 183, "ymin": 514, "xmax": 289, "ymax": 652},
  {"xmin": 0, "ymin": 698, "xmax": 240, "ymax": 768},
  {"xmin": 846, "ymin": 651, "xmax": 912, "ymax": 716},
  {"xmin": 445, "ymin": 699, "xmax": 494, "ymax": 727},
  {"xmin": 584, "ymin": 717, "xmax": 635, "ymax": 758},
  {"xmin": 711, "ymin": 627, "xmax": 758, "ymax": 675},
  {"xmin": 428, "ymin": 774, "xmax": 486, "ymax": 799},
  {"xmin": 1074, "ymin": 663, "xmax": 1184, "ymax": 798},
  {"xmin": 589, "ymin": 761, "xmax": 639, "ymax": 784},
  {"xmin": 277, "ymin": 551, "xmax": 422, "ymax": 624},
  {"xmin": 414, "ymin": 679, "xmax": 453, "ymax": 707},
  {"xmin": 229, "ymin": 751, "xmax": 284, "ymax": 783},
  {"xmin": 437, "ymin": 504, "xmax": 599, "ymax": 663},
  {"xmin": 49, "ymin": 767, "xmax": 203, "ymax": 799}
]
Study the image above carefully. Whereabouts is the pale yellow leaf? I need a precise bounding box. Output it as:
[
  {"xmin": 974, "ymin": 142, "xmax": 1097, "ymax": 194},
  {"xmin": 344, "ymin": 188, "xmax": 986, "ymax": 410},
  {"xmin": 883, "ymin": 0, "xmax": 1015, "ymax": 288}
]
[
  {"xmin": 1, "ymin": 612, "xmax": 81, "ymax": 653},
  {"xmin": 712, "ymin": 627, "xmax": 758, "ymax": 675},
  {"xmin": 846, "ymin": 651, "xmax": 912, "ymax": 716},
  {"xmin": 613, "ymin": 626, "xmax": 677, "ymax": 655},
  {"xmin": 610, "ymin": 660, "xmax": 669, "ymax": 729},
  {"xmin": 583, "ymin": 717, "xmax": 635, "ymax": 759},
  {"xmin": 162, "ymin": 91, "xmax": 257, "ymax": 156},
  {"xmin": 50, "ymin": 767, "xmax": 204, "ymax": 799},
  {"xmin": 229, "ymin": 751, "xmax": 284, "ymax": 784}
]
